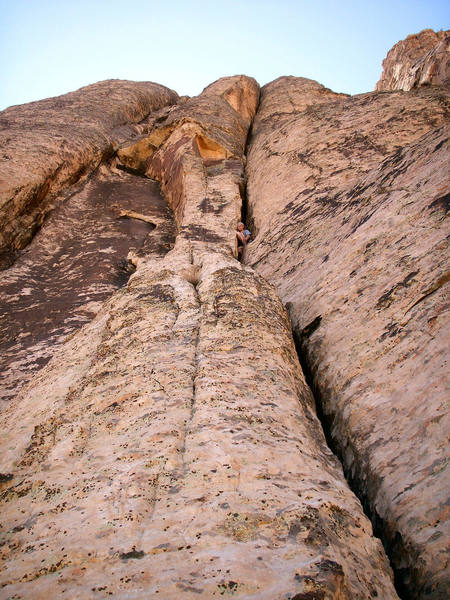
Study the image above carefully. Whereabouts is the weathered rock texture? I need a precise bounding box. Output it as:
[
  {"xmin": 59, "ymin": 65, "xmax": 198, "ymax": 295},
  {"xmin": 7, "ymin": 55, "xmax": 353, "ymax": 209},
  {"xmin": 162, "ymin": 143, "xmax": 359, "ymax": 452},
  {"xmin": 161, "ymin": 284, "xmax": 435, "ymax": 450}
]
[
  {"xmin": 245, "ymin": 76, "xmax": 449, "ymax": 598},
  {"xmin": 0, "ymin": 162, "xmax": 176, "ymax": 404},
  {"xmin": 0, "ymin": 80, "xmax": 178, "ymax": 268},
  {"xmin": 0, "ymin": 77, "xmax": 399, "ymax": 599},
  {"xmin": 376, "ymin": 29, "xmax": 450, "ymax": 91}
]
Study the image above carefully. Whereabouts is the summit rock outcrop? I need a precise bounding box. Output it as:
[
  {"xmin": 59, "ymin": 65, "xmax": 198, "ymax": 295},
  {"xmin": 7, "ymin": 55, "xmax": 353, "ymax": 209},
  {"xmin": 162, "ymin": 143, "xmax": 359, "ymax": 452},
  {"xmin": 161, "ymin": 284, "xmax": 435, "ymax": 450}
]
[{"xmin": 376, "ymin": 29, "xmax": 450, "ymax": 91}]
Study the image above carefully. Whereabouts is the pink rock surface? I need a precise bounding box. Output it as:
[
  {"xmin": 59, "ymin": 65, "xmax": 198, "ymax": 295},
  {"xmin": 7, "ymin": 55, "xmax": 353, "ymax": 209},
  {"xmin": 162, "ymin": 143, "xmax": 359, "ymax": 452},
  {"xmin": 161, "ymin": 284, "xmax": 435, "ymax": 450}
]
[
  {"xmin": 245, "ymin": 76, "xmax": 449, "ymax": 598},
  {"xmin": 0, "ymin": 76, "xmax": 399, "ymax": 599}
]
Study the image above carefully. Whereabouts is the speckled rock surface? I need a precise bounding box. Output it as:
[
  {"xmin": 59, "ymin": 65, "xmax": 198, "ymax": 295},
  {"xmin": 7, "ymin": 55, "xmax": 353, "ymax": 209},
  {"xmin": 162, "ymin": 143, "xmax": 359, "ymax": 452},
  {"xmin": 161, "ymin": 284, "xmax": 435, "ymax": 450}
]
[
  {"xmin": 245, "ymin": 76, "xmax": 449, "ymax": 598},
  {"xmin": 0, "ymin": 80, "xmax": 178, "ymax": 267},
  {"xmin": 0, "ymin": 162, "xmax": 175, "ymax": 404},
  {"xmin": 0, "ymin": 76, "xmax": 399, "ymax": 599},
  {"xmin": 376, "ymin": 29, "xmax": 449, "ymax": 91}
]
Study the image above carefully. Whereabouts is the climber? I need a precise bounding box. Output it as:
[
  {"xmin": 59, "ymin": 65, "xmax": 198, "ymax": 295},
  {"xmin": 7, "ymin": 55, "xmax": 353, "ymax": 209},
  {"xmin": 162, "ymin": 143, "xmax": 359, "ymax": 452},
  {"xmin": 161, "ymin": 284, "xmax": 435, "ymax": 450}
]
[{"xmin": 236, "ymin": 222, "xmax": 251, "ymax": 258}]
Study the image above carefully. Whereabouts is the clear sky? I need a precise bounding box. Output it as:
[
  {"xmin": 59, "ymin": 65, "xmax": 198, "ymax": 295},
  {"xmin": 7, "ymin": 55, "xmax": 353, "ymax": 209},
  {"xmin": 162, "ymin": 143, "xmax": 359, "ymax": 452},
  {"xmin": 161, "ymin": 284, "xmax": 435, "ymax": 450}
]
[{"xmin": 0, "ymin": 0, "xmax": 448, "ymax": 110}]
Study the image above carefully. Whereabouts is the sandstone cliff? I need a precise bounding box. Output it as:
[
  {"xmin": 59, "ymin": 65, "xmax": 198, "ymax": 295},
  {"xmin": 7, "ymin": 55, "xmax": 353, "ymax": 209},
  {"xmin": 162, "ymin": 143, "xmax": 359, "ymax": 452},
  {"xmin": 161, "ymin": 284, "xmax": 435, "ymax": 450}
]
[
  {"xmin": 0, "ymin": 77, "xmax": 399, "ymax": 599},
  {"xmin": 0, "ymin": 164, "xmax": 176, "ymax": 403},
  {"xmin": 245, "ymin": 76, "xmax": 449, "ymax": 598},
  {"xmin": 376, "ymin": 29, "xmax": 450, "ymax": 91},
  {"xmin": 0, "ymin": 80, "xmax": 178, "ymax": 268},
  {"xmin": 0, "ymin": 30, "xmax": 448, "ymax": 600}
]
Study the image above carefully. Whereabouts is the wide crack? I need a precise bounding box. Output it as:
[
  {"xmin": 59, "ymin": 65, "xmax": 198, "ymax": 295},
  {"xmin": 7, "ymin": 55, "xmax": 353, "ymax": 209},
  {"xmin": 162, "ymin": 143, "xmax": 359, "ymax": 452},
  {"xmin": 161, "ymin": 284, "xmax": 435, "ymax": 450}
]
[{"xmin": 290, "ymin": 321, "xmax": 407, "ymax": 600}]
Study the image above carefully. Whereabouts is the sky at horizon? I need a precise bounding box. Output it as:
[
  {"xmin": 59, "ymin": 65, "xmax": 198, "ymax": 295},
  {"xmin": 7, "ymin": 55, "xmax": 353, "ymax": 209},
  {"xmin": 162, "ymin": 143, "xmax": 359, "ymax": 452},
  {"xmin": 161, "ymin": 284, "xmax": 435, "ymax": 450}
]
[{"xmin": 0, "ymin": 0, "xmax": 449, "ymax": 111}]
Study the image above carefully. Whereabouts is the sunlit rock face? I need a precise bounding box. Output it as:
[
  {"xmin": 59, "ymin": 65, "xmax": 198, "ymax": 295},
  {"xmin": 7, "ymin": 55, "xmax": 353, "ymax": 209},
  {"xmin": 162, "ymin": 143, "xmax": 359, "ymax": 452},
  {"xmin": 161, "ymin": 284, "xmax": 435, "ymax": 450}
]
[
  {"xmin": 245, "ymin": 75, "xmax": 449, "ymax": 598},
  {"xmin": 1, "ymin": 29, "xmax": 448, "ymax": 600},
  {"xmin": 0, "ymin": 80, "xmax": 178, "ymax": 268},
  {"xmin": 0, "ymin": 76, "xmax": 400, "ymax": 599},
  {"xmin": 376, "ymin": 28, "xmax": 450, "ymax": 91}
]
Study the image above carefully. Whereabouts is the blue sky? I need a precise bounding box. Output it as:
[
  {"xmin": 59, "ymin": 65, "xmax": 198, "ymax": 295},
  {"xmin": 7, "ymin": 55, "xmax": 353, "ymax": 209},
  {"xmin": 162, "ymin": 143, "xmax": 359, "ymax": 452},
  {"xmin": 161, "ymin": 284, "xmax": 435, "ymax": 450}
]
[{"xmin": 0, "ymin": 0, "xmax": 448, "ymax": 110}]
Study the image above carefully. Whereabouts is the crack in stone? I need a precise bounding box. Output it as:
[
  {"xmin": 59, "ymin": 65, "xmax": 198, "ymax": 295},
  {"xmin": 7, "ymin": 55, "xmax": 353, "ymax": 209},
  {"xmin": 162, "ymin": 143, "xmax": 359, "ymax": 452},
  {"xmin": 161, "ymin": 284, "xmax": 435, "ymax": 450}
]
[{"xmin": 180, "ymin": 278, "xmax": 201, "ymax": 475}]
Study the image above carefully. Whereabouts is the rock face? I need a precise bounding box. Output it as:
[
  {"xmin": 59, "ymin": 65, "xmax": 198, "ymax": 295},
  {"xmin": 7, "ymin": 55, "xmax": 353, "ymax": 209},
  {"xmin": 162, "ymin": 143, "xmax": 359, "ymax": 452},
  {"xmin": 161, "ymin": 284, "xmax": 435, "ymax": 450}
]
[
  {"xmin": 0, "ymin": 162, "xmax": 176, "ymax": 404},
  {"xmin": 0, "ymin": 80, "xmax": 178, "ymax": 268},
  {"xmin": 245, "ymin": 76, "xmax": 449, "ymax": 598},
  {"xmin": 2, "ymin": 30, "xmax": 449, "ymax": 600},
  {"xmin": 376, "ymin": 29, "xmax": 450, "ymax": 91},
  {"xmin": 0, "ymin": 77, "xmax": 399, "ymax": 599}
]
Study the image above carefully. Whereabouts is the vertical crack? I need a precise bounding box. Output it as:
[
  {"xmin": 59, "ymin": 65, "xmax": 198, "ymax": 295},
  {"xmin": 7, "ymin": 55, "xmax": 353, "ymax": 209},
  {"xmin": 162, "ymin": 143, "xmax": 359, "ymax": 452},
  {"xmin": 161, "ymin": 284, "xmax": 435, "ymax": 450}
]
[
  {"xmin": 240, "ymin": 94, "xmax": 261, "ymax": 259},
  {"xmin": 290, "ymin": 316, "xmax": 407, "ymax": 600},
  {"xmin": 180, "ymin": 278, "xmax": 201, "ymax": 473}
]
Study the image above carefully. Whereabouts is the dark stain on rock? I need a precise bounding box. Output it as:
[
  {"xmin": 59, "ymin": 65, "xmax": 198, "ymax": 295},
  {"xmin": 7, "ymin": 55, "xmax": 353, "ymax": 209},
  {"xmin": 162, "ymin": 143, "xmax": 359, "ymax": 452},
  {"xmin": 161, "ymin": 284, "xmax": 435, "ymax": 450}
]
[
  {"xmin": 119, "ymin": 548, "xmax": 145, "ymax": 560},
  {"xmin": 315, "ymin": 559, "xmax": 344, "ymax": 575},
  {"xmin": 300, "ymin": 316, "xmax": 322, "ymax": 339},
  {"xmin": 346, "ymin": 181, "xmax": 372, "ymax": 202},
  {"xmin": 384, "ymin": 147, "xmax": 404, "ymax": 167},
  {"xmin": 218, "ymin": 580, "xmax": 238, "ymax": 595},
  {"xmin": 199, "ymin": 197, "xmax": 216, "ymax": 212},
  {"xmin": 429, "ymin": 192, "xmax": 449, "ymax": 214},
  {"xmin": 292, "ymin": 203, "xmax": 312, "ymax": 219},
  {"xmin": 137, "ymin": 284, "xmax": 175, "ymax": 304},
  {"xmin": 365, "ymin": 239, "xmax": 377, "ymax": 253},
  {"xmin": 116, "ymin": 162, "xmax": 149, "ymax": 177},
  {"xmin": 432, "ymin": 138, "xmax": 447, "ymax": 153},
  {"xmin": 292, "ymin": 593, "xmax": 326, "ymax": 600},
  {"xmin": 376, "ymin": 271, "xmax": 420, "ymax": 309},
  {"xmin": 379, "ymin": 322, "xmax": 402, "ymax": 341},
  {"xmin": 0, "ymin": 480, "xmax": 32, "ymax": 503},
  {"xmin": 315, "ymin": 194, "xmax": 341, "ymax": 211},
  {"xmin": 117, "ymin": 257, "xmax": 136, "ymax": 276},
  {"xmin": 199, "ymin": 195, "xmax": 227, "ymax": 214},
  {"xmin": 0, "ymin": 248, "xmax": 19, "ymax": 270},
  {"xmin": 177, "ymin": 583, "xmax": 204, "ymax": 594},
  {"xmin": 180, "ymin": 224, "xmax": 225, "ymax": 243},
  {"xmin": 288, "ymin": 520, "xmax": 304, "ymax": 538}
]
